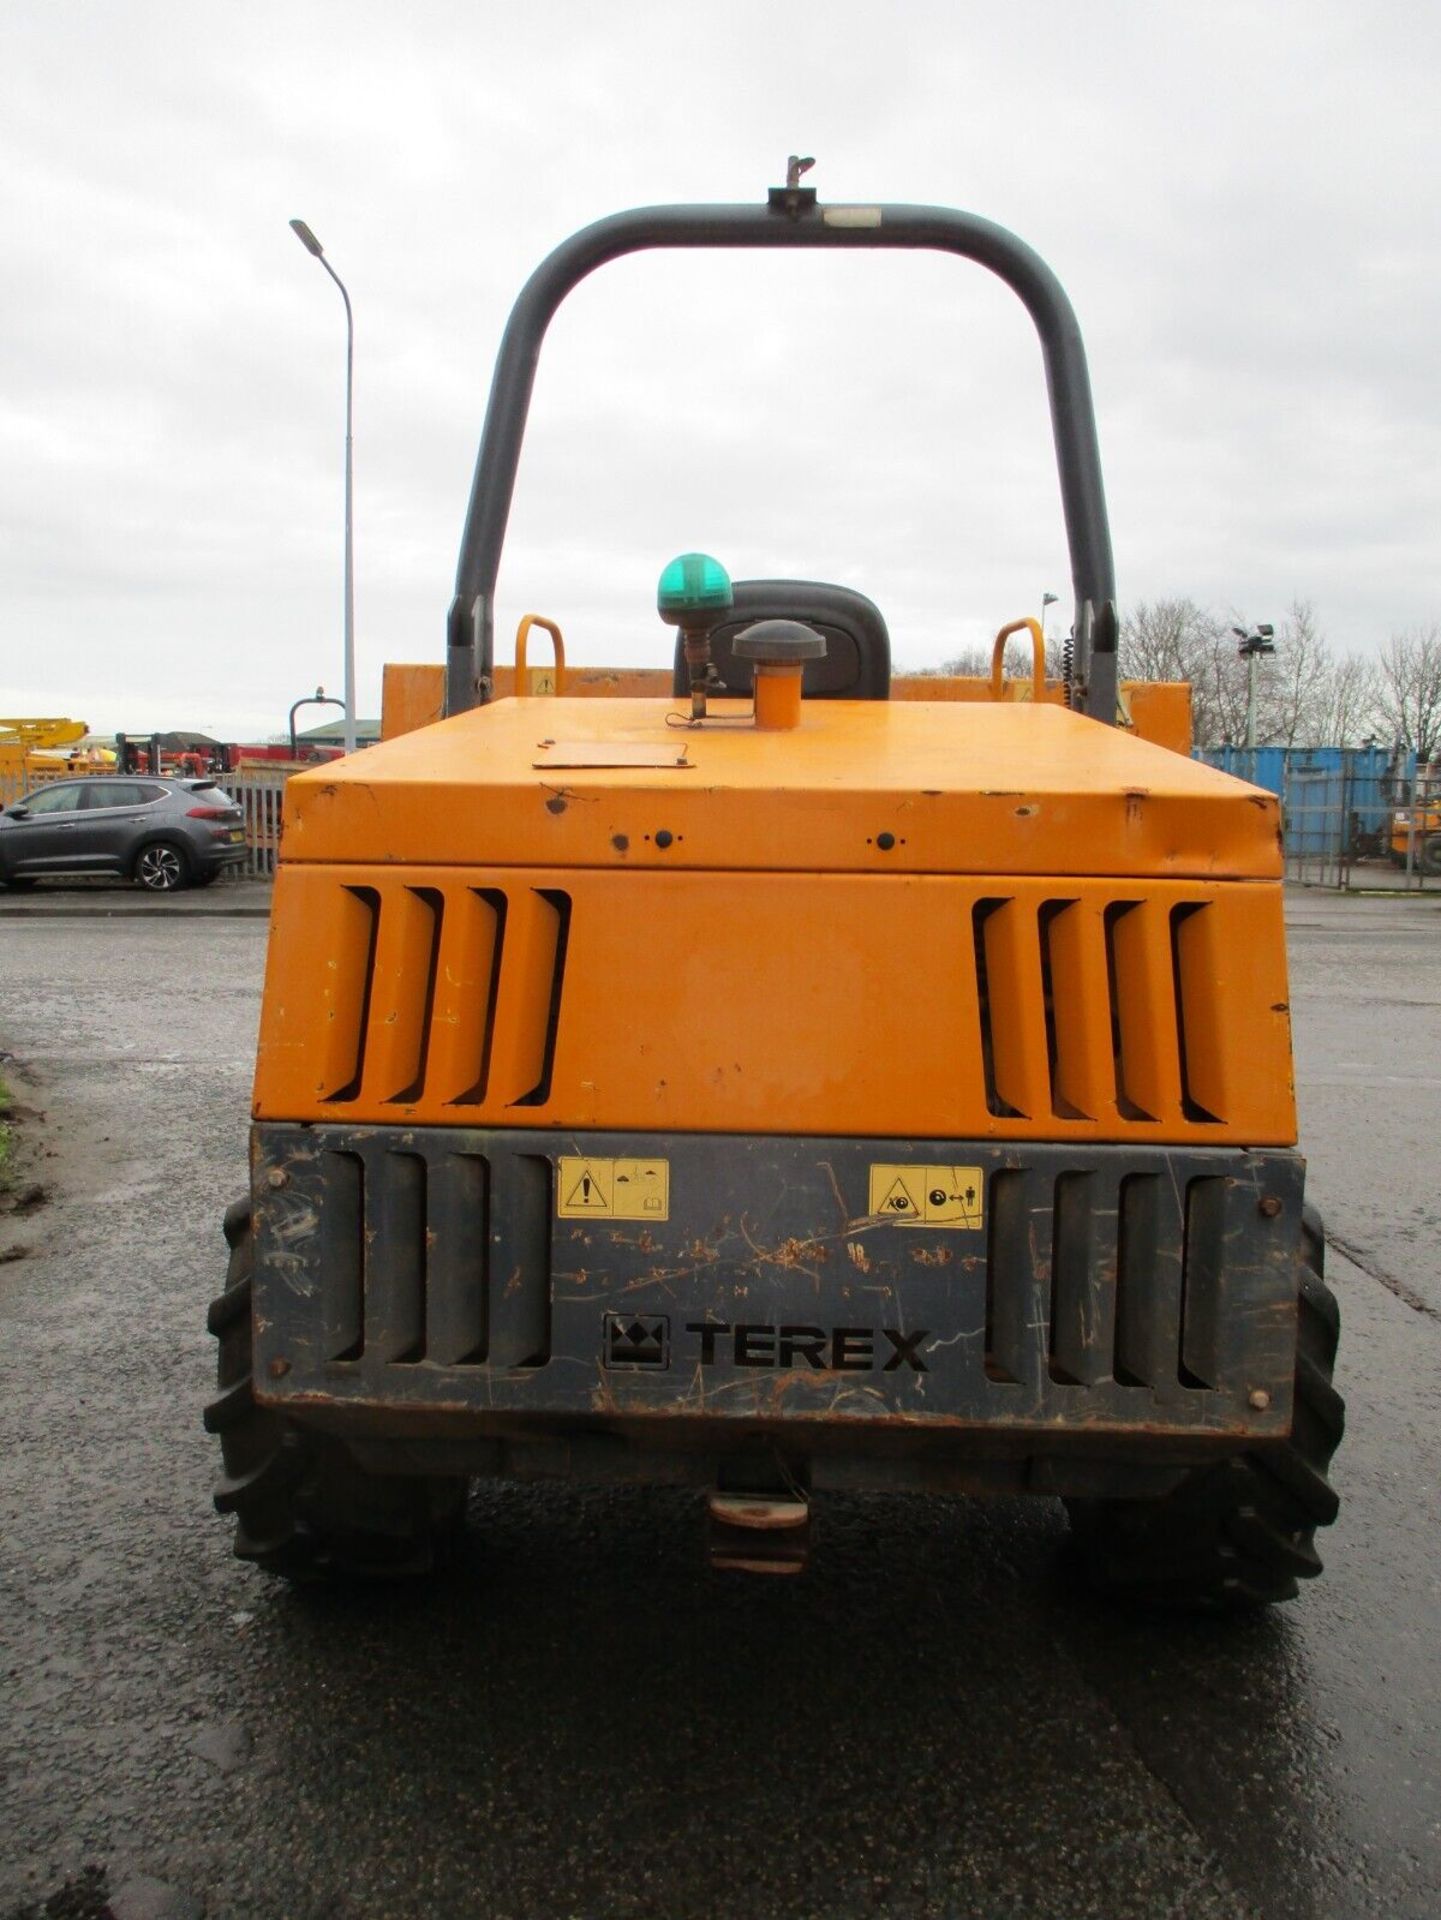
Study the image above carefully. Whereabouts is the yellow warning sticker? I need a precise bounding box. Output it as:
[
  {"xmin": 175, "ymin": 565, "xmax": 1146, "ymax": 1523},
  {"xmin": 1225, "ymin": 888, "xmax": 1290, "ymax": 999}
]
[
  {"xmin": 557, "ymin": 1156, "xmax": 670, "ymax": 1221},
  {"xmin": 868, "ymin": 1164, "xmax": 984, "ymax": 1230}
]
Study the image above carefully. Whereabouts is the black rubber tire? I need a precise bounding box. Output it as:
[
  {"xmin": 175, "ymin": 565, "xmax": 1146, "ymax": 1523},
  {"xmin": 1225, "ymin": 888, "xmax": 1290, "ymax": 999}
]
[
  {"xmin": 134, "ymin": 839, "xmax": 190, "ymax": 892},
  {"xmin": 204, "ymin": 1200, "xmax": 468, "ymax": 1580},
  {"xmin": 1420, "ymin": 834, "xmax": 1441, "ymax": 877},
  {"xmin": 1065, "ymin": 1204, "xmax": 1343, "ymax": 1609}
]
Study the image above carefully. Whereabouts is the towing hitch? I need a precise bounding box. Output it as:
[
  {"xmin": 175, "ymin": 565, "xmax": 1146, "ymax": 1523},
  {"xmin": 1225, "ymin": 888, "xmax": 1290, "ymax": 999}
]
[{"xmin": 706, "ymin": 1491, "xmax": 811, "ymax": 1576}]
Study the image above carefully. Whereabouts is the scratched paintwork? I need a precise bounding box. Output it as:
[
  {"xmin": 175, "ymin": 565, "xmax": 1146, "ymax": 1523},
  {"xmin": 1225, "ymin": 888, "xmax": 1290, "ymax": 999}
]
[{"xmin": 251, "ymin": 1123, "xmax": 1302, "ymax": 1463}]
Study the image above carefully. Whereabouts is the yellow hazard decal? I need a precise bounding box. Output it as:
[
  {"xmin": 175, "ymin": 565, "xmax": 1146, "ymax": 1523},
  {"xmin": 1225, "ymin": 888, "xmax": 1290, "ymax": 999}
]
[
  {"xmin": 557, "ymin": 1156, "xmax": 670, "ymax": 1221},
  {"xmin": 868, "ymin": 1164, "xmax": 984, "ymax": 1230}
]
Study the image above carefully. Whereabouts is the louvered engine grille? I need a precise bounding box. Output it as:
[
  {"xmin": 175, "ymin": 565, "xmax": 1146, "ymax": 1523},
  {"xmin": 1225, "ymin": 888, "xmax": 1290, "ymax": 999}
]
[
  {"xmin": 982, "ymin": 1163, "xmax": 1243, "ymax": 1392},
  {"xmin": 305, "ymin": 1136, "xmax": 552, "ymax": 1370},
  {"xmin": 255, "ymin": 869, "xmax": 1289, "ymax": 1142},
  {"xmin": 973, "ymin": 893, "xmax": 1226, "ymax": 1125},
  {"xmin": 251, "ymin": 1125, "xmax": 1302, "ymax": 1432},
  {"xmin": 314, "ymin": 882, "xmax": 571, "ymax": 1113}
]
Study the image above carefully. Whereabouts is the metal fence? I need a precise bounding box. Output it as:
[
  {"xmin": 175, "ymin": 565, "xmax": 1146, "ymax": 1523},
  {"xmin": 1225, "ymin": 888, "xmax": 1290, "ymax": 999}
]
[
  {"xmin": 1385, "ymin": 803, "xmax": 1441, "ymax": 890},
  {"xmin": 1283, "ymin": 761, "xmax": 1356, "ymax": 889},
  {"xmin": 1196, "ymin": 744, "xmax": 1433, "ymax": 891},
  {"xmin": 1280, "ymin": 759, "xmax": 1438, "ymax": 892},
  {"xmin": 0, "ymin": 765, "xmax": 69, "ymax": 809},
  {"xmin": 226, "ymin": 768, "xmax": 288, "ymax": 877}
]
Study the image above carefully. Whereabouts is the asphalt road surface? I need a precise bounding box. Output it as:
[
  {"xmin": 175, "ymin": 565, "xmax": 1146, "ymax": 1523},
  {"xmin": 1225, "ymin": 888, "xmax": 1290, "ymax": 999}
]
[{"xmin": 1, "ymin": 883, "xmax": 1438, "ymax": 1920}]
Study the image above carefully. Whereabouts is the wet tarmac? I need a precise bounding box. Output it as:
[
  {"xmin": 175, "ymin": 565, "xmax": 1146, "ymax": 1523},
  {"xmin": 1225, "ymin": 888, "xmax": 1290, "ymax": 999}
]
[{"xmin": 1, "ymin": 886, "xmax": 1438, "ymax": 1919}]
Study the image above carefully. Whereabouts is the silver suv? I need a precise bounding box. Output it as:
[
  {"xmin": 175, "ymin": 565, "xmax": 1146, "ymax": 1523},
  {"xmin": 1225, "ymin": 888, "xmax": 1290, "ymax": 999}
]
[{"xmin": 0, "ymin": 776, "xmax": 248, "ymax": 892}]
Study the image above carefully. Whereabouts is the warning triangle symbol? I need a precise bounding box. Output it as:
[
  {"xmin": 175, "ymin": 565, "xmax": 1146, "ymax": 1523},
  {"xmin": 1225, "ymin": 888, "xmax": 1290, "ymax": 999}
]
[
  {"xmin": 564, "ymin": 1167, "xmax": 609, "ymax": 1210},
  {"xmin": 880, "ymin": 1175, "xmax": 920, "ymax": 1218}
]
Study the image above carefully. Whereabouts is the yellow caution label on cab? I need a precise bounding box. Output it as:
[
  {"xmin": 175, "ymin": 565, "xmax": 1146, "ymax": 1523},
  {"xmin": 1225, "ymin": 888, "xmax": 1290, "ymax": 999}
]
[
  {"xmin": 868, "ymin": 1164, "xmax": 984, "ymax": 1230},
  {"xmin": 557, "ymin": 1156, "xmax": 670, "ymax": 1221}
]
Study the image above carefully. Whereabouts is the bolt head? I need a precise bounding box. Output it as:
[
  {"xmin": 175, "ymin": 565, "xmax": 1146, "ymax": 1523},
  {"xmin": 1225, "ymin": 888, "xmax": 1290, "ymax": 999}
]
[
  {"xmin": 267, "ymin": 1356, "xmax": 291, "ymax": 1380},
  {"xmin": 1258, "ymin": 1194, "xmax": 1283, "ymax": 1218},
  {"xmin": 267, "ymin": 1168, "xmax": 288, "ymax": 1189},
  {"xmin": 1249, "ymin": 1388, "xmax": 1271, "ymax": 1411}
]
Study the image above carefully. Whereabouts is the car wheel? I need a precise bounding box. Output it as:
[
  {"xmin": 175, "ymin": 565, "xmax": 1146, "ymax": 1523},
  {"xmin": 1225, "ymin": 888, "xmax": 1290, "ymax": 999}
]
[{"xmin": 134, "ymin": 840, "xmax": 190, "ymax": 892}]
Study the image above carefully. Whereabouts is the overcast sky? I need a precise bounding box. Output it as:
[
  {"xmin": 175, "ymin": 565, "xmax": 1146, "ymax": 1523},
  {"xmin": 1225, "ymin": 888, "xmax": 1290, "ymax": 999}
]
[{"xmin": 2, "ymin": 0, "xmax": 1437, "ymax": 739}]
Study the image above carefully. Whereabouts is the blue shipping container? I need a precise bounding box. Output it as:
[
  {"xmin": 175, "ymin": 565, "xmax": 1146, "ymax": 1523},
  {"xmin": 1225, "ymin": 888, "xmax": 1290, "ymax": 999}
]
[{"xmin": 1194, "ymin": 745, "xmax": 1414, "ymax": 858}]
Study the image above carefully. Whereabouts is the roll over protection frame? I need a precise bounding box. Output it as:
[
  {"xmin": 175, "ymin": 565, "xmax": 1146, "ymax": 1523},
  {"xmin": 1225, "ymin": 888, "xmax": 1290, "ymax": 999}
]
[{"xmin": 447, "ymin": 194, "xmax": 1119, "ymax": 721}]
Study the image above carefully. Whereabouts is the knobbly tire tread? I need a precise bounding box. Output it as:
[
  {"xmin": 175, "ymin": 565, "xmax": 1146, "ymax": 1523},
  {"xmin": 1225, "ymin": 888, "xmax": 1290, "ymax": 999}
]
[
  {"xmin": 1066, "ymin": 1205, "xmax": 1344, "ymax": 1610},
  {"xmin": 204, "ymin": 1202, "xmax": 467, "ymax": 1581}
]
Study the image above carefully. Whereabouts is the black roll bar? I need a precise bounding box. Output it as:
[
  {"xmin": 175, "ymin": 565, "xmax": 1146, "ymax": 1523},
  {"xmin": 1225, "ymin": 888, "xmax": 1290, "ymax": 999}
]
[
  {"xmin": 288, "ymin": 693, "xmax": 346, "ymax": 760},
  {"xmin": 447, "ymin": 195, "xmax": 1118, "ymax": 720}
]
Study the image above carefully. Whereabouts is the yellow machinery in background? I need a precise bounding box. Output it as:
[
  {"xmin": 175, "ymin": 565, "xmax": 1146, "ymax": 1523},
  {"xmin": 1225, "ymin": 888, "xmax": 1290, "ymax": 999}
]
[
  {"xmin": 0, "ymin": 717, "xmax": 102, "ymax": 786},
  {"xmin": 207, "ymin": 172, "xmax": 1341, "ymax": 1606},
  {"xmin": 1389, "ymin": 761, "xmax": 1441, "ymax": 873}
]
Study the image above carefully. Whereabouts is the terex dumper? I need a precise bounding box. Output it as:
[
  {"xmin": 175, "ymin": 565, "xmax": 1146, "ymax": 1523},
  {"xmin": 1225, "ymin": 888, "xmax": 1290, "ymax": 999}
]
[{"xmin": 207, "ymin": 173, "xmax": 1343, "ymax": 1606}]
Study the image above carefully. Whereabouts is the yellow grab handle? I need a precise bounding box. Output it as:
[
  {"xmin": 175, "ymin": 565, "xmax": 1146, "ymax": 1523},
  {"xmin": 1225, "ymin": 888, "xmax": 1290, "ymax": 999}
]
[
  {"xmin": 515, "ymin": 614, "xmax": 566, "ymax": 693},
  {"xmin": 989, "ymin": 618, "xmax": 1047, "ymax": 703}
]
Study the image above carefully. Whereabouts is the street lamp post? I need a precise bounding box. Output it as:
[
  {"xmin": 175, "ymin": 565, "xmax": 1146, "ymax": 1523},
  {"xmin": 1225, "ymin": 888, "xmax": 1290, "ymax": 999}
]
[
  {"xmin": 1040, "ymin": 590, "xmax": 1059, "ymax": 641},
  {"xmin": 289, "ymin": 219, "xmax": 357, "ymax": 755},
  {"xmin": 1232, "ymin": 623, "xmax": 1276, "ymax": 751}
]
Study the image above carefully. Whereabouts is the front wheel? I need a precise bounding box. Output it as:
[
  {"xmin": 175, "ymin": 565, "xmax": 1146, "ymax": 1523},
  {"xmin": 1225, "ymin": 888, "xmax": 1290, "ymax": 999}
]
[
  {"xmin": 134, "ymin": 840, "xmax": 190, "ymax": 892},
  {"xmin": 1420, "ymin": 834, "xmax": 1441, "ymax": 877},
  {"xmin": 204, "ymin": 1201, "xmax": 468, "ymax": 1579},
  {"xmin": 1066, "ymin": 1206, "xmax": 1343, "ymax": 1609}
]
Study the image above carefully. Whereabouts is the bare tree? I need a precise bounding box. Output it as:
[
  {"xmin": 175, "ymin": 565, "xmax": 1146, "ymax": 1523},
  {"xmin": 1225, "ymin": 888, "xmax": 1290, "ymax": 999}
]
[
  {"xmin": 930, "ymin": 597, "xmax": 1384, "ymax": 752},
  {"xmin": 1227, "ymin": 601, "xmax": 1388, "ymax": 749},
  {"xmin": 1312, "ymin": 650, "xmax": 1377, "ymax": 748},
  {"xmin": 1198, "ymin": 640, "xmax": 1252, "ymax": 748},
  {"xmin": 937, "ymin": 645, "xmax": 993, "ymax": 677},
  {"xmin": 1120, "ymin": 599, "xmax": 1235, "ymax": 744},
  {"xmin": 1121, "ymin": 598, "xmax": 1216, "ymax": 681},
  {"xmin": 1123, "ymin": 596, "xmax": 1381, "ymax": 750},
  {"xmin": 1371, "ymin": 626, "xmax": 1441, "ymax": 762},
  {"xmin": 1250, "ymin": 600, "xmax": 1378, "ymax": 748},
  {"xmin": 1258, "ymin": 600, "xmax": 1327, "ymax": 747}
]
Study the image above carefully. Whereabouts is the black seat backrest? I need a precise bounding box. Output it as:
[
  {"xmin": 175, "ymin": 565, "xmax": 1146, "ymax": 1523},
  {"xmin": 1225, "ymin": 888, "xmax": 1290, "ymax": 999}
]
[{"xmin": 670, "ymin": 579, "xmax": 891, "ymax": 700}]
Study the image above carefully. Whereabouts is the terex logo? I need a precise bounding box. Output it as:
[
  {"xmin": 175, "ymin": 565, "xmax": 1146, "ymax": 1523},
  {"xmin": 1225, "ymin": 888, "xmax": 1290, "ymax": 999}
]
[{"xmin": 685, "ymin": 1322, "xmax": 929, "ymax": 1373}]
